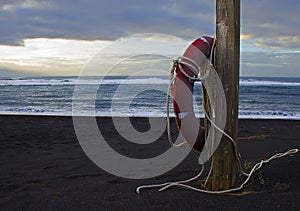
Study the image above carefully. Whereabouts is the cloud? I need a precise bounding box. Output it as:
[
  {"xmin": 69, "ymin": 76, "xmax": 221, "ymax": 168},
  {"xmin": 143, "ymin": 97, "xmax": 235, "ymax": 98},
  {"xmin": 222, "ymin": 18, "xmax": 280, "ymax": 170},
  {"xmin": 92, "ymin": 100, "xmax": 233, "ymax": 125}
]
[
  {"xmin": 0, "ymin": 38, "xmax": 111, "ymax": 75},
  {"xmin": 0, "ymin": 0, "xmax": 55, "ymax": 45},
  {"xmin": 0, "ymin": 0, "xmax": 215, "ymax": 46},
  {"xmin": 241, "ymin": 34, "xmax": 253, "ymax": 40},
  {"xmin": 1, "ymin": 0, "xmax": 300, "ymax": 48},
  {"xmin": 1, "ymin": 0, "xmax": 300, "ymax": 77},
  {"xmin": 241, "ymin": 51, "xmax": 300, "ymax": 77},
  {"xmin": 0, "ymin": 34, "xmax": 188, "ymax": 76},
  {"xmin": 254, "ymin": 36, "xmax": 300, "ymax": 50},
  {"xmin": 0, "ymin": 0, "xmax": 51, "ymax": 11},
  {"xmin": 242, "ymin": 0, "xmax": 300, "ymax": 38}
]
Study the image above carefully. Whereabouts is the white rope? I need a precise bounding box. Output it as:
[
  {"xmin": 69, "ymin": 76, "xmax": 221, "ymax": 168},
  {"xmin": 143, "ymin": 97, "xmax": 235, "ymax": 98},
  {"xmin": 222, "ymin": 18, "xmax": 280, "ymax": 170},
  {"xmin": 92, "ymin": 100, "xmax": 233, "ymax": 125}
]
[
  {"xmin": 202, "ymin": 108, "xmax": 248, "ymax": 176},
  {"xmin": 174, "ymin": 56, "xmax": 210, "ymax": 82},
  {"xmin": 137, "ymin": 148, "xmax": 299, "ymax": 194},
  {"xmin": 136, "ymin": 164, "xmax": 205, "ymax": 194},
  {"xmin": 154, "ymin": 148, "xmax": 298, "ymax": 194},
  {"xmin": 166, "ymin": 62, "xmax": 187, "ymax": 147},
  {"xmin": 136, "ymin": 37, "xmax": 299, "ymax": 194}
]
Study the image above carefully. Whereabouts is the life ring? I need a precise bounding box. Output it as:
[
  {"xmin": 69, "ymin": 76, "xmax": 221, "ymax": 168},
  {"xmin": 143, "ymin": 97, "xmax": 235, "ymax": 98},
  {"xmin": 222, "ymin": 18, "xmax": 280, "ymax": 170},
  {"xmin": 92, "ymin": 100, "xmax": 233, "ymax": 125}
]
[{"xmin": 173, "ymin": 36, "xmax": 214, "ymax": 151}]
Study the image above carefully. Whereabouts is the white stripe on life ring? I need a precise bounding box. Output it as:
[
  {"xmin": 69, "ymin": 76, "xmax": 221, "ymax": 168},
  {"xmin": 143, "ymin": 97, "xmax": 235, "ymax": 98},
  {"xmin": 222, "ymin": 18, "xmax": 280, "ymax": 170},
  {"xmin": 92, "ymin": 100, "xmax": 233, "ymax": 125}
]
[{"xmin": 178, "ymin": 112, "xmax": 189, "ymax": 120}]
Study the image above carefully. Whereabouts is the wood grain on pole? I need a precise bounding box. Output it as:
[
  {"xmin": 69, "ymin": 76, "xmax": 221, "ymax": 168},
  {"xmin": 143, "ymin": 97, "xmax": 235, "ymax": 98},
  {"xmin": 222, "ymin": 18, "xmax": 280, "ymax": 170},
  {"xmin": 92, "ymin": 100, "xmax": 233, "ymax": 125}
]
[{"xmin": 210, "ymin": 0, "xmax": 240, "ymax": 190}]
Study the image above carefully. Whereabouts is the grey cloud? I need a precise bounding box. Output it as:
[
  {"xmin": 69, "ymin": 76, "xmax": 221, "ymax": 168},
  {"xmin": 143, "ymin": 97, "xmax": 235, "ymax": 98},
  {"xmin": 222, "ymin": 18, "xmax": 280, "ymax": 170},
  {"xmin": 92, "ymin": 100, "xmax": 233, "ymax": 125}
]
[
  {"xmin": 254, "ymin": 36, "xmax": 300, "ymax": 50},
  {"xmin": 1, "ymin": 0, "xmax": 300, "ymax": 47},
  {"xmin": 0, "ymin": 0, "xmax": 215, "ymax": 45},
  {"xmin": 239, "ymin": 0, "xmax": 300, "ymax": 51},
  {"xmin": 241, "ymin": 51, "xmax": 300, "ymax": 77},
  {"xmin": 242, "ymin": 0, "xmax": 300, "ymax": 38},
  {"xmin": 0, "ymin": 0, "xmax": 25, "ymax": 8}
]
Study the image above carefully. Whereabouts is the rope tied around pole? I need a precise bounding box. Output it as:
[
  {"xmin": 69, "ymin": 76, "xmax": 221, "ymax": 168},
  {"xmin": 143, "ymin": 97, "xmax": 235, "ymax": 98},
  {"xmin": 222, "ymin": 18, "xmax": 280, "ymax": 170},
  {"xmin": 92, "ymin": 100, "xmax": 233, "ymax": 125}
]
[{"xmin": 136, "ymin": 39, "xmax": 299, "ymax": 195}]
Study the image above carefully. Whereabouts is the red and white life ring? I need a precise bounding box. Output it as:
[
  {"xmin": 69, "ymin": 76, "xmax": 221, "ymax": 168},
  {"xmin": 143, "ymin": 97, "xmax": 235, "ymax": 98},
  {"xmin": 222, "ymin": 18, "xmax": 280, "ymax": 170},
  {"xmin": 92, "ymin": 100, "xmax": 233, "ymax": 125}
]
[{"xmin": 173, "ymin": 36, "xmax": 214, "ymax": 151}]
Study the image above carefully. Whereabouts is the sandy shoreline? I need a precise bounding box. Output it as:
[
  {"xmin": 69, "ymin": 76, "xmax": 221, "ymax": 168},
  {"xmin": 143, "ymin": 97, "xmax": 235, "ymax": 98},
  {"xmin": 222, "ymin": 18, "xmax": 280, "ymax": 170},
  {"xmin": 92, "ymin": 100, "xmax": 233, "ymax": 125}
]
[{"xmin": 0, "ymin": 115, "xmax": 299, "ymax": 210}]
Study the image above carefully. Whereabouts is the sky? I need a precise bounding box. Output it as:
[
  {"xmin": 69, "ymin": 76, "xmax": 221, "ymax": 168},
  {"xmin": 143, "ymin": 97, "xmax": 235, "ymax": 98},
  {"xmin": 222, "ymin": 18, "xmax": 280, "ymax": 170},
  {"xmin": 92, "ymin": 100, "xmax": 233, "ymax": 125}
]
[{"xmin": 0, "ymin": 0, "xmax": 300, "ymax": 77}]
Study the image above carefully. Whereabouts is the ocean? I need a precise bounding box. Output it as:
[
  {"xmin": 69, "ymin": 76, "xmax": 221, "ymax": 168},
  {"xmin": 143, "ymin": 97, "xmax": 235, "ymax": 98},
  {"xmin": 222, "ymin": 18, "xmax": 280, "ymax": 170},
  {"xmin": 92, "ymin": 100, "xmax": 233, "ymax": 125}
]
[{"xmin": 0, "ymin": 76, "xmax": 299, "ymax": 119}]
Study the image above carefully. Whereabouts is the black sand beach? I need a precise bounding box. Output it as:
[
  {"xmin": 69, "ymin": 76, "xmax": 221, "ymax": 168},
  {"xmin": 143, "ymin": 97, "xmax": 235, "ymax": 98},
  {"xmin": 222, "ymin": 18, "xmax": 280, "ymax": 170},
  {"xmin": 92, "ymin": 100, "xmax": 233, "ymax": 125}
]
[{"xmin": 0, "ymin": 115, "xmax": 299, "ymax": 210}]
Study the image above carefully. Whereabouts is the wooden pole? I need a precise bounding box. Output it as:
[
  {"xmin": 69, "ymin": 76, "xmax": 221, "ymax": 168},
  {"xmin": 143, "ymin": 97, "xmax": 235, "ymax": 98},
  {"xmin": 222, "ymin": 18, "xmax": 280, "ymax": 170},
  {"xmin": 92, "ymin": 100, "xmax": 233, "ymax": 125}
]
[{"xmin": 210, "ymin": 0, "xmax": 240, "ymax": 190}]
